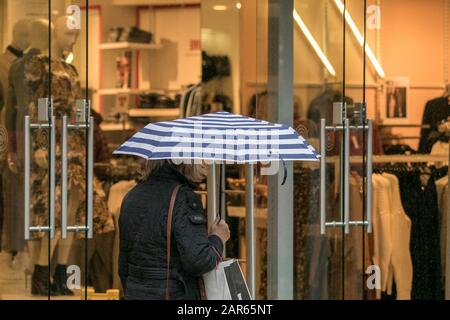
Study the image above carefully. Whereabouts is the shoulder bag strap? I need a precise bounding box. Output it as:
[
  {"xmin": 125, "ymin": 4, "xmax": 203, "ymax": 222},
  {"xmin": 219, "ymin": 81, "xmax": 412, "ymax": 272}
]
[{"xmin": 166, "ymin": 184, "xmax": 182, "ymax": 300}]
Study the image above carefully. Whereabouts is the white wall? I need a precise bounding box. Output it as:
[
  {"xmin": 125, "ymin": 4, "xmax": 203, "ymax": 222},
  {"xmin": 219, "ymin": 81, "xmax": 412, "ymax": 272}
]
[
  {"xmin": 139, "ymin": 5, "xmax": 201, "ymax": 90},
  {"xmin": 201, "ymin": 0, "xmax": 241, "ymax": 113},
  {"xmin": 241, "ymin": 0, "xmax": 450, "ymax": 150}
]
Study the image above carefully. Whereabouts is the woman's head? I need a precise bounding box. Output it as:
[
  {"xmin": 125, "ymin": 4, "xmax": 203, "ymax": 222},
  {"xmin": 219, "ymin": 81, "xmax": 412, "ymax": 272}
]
[{"xmin": 140, "ymin": 159, "xmax": 208, "ymax": 183}]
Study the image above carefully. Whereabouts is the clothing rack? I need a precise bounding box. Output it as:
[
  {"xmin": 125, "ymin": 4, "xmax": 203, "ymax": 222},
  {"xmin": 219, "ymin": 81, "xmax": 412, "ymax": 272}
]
[
  {"xmin": 358, "ymin": 154, "xmax": 449, "ymax": 164},
  {"xmin": 381, "ymin": 136, "xmax": 421, "ymax": 141},
  {"xmin": 378, "ymin": 124, "xmax": 430, "ymax": 129},
  {"xmin": 314, "ymin": 154, "xmax": 450, "ymax": 166}
]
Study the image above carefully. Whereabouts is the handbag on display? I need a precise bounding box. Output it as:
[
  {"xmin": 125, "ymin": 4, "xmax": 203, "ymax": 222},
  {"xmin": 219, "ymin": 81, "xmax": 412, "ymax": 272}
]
[{"xmin": 165, "ymin": 185, "xmax": 252, "ymax": 300}]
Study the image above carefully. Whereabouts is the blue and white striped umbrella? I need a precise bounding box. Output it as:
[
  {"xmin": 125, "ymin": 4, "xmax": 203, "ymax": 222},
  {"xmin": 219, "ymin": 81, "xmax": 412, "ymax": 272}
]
[{"xmin": 113, "ymin": 111, "xmax": 319, "ymax": 163}]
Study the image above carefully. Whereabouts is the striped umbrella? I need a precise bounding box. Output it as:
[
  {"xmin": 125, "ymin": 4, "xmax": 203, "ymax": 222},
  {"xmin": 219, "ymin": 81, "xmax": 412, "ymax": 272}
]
[{"xmin": 113, "ymin": 111, "xmax": 319, "ymax": 163}]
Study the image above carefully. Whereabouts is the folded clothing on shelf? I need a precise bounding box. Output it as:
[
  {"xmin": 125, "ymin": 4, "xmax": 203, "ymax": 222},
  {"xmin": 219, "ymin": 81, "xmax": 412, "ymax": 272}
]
[
  {"xmin": 108, "ymin": 26, "xmax": 153, "ymax": 43},
  {"xmin": 138, "ymin": 93, "xmax": 180, "ymax": 108}
]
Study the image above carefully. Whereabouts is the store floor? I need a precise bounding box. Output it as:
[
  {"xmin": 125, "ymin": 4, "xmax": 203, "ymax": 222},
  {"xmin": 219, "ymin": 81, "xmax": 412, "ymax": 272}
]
[{"xmin": 0, "ymin": 252, "xmax": 79, "ymax": 300}]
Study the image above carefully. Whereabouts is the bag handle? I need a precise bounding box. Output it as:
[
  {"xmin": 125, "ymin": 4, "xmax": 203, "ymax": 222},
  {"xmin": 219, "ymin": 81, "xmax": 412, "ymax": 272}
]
[{"xmin": 166, "ymin": 184, "xmax": 182, "ymax": 300}]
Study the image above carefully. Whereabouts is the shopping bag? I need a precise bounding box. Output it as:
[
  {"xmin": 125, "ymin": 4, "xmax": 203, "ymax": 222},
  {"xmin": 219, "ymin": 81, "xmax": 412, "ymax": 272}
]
[{"xmin": 202, "ymin": 259, "xmax": 252, "ymax": 300}]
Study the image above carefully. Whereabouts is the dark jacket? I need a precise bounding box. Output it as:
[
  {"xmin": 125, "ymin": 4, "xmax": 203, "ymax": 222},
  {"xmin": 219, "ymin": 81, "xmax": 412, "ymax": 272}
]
[
  {"xmin": 419, "ymin": 97, "xmax": 450, "ymax": 153},
  {"xmin": 119, "ymin": 163, "xmax": 223, "ymax": 300}
]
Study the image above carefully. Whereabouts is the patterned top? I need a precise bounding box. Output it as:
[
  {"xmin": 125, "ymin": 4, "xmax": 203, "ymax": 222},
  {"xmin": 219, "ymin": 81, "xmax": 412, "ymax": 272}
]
[{"xmin": 24, "ymin": 53, "xmax": 113, "ymax": 237}]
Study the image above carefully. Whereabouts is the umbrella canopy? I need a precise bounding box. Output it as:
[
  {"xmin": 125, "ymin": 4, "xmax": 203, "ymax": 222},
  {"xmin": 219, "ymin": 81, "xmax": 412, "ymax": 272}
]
[{"xmin": 113, "ymin": 111, "xmax": 319, "ymax": 163}]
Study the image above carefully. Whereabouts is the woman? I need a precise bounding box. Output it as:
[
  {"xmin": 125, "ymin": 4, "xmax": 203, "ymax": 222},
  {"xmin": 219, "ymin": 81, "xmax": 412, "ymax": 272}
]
[{"xmin": 119, "ymin": 160, "xmax": 230, "ymax": 300}]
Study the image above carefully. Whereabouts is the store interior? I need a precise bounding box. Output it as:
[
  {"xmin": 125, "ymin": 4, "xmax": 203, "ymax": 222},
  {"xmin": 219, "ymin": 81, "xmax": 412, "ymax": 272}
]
[{"xmin": 0, "ymin": 0, "xmax": 449, "ymax": 300}]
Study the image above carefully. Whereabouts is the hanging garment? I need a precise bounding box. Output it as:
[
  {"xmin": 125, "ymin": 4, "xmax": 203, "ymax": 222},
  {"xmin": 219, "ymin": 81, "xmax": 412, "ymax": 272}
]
[
  {"xmin": 307, "ymin": 90, "xmax": 383, "ymax": 156},
  {"xmin": 307, "ymin": 90, "xmax": 353, "ymax": 126},
  {"xmin": 344, "ymin": 174, "xmax": 373, "ymax": 300},
  {"xmin": 371, "ymin": 174, "xmax": 393, "ymax": 298},
  {"xmin": 430, "ymin": 141, "xmax": 449, "ymax": 168},
  {"xmin": 381, "ymin": 173, "xmax": 413, "ymax": 300},
  {"xmin": 293, "ymin": 168, "xmax": 330, "ymax": 300},
  {"xmin": 87, "ymin": 231, "xmax": 115, "ymax": 293},
  {"xmin": 0, "ymin": 45, "xmax": 23, "ymax": 119},
  {"xmin": 186, "ymin": 86, "xmax": 202, "ymax": 117},
  {"xmin": 396, "ymin": 171, "xmax": 443, "ymax": 300},
  {"xmin": 370, "ymin": 173, "xmax": 413, "ymax": 300},
  {"xmin": 435, "ymin": 175, "xmax": 448, "ymax": 283},
  {"xmin": 0, "ymin": 45, "xmax": 24, "ymax": 252},
  {"xmin": 179, "ymin": 83, "xmax": 201, "ymax": 118},
  {"xmin": 260, "ymin": 168, "xmax": 332, "ymax": 300},
  {"xmin": 419, "ymin": 97, "xmax": 450, "ymax": 153}
]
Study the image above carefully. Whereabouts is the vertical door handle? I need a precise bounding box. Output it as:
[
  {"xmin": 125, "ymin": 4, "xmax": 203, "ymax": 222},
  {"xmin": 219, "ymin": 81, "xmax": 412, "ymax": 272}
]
[
  {"xmin": 24, "ymin": 113, "xmax": 56, "ymax": 239},
  {"xmin": 344, "ymin": 119, "xmax": 350, "ymax": 234},
  {"xmin": 366, "ymin": 120, "xmax": 373, "ymax": 233},
  {"xmin": 49, "ymin": 115, "xmax": 56, "ymax": 239},
  {"xmin": 207, "ymin": 164, "xmax": 217, "ymax": 227},
  {"xmin": 61, "ymin": 116, "xmax": 69, "ymax": 239},
  {"xmin": 61, "ymin": 112, "xmax": 94, "ymax": 239},
  {"xmin": 320, "ymin": 119, "xmax": 327, "ymax": 235},
  {"xmin": 24, "ymin": 116, "xmax": 31, "ymax": 240},
  {"xmin": 87, "ymin": 115, "xmax": 94, "ymax": 239},
  {"xmin": 245, "ymin": 163, "xmax": 256, "ymax": 299}
]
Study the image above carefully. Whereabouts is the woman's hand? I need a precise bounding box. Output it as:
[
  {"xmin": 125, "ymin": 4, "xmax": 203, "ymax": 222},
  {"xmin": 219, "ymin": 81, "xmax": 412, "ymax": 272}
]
[{"xmin": 209, "ymin": 216, "xmax": 230, "ymax": 244}]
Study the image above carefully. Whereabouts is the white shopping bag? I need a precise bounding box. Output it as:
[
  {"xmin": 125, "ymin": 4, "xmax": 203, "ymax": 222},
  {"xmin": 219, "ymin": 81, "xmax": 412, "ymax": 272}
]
[{"xmin": 202, "ymin": 259, "xmax": 252, "ymax": 300}]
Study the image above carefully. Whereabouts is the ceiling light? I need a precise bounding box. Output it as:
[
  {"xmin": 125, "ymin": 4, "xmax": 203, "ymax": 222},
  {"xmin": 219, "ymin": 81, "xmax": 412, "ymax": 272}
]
[
  {"xmin": 236, "ymin": 3, "xmax": 242, "ymax": 9},
  {"xmin": 333, "ymin": 0, "xmax": 385, "ymax": 78},
  {"xmin": 213, "ymin": 5, "xmax": 228, "ymax": 11},
  {"xmin": 293, "ymin": 9, "xmax": 336, "ymax": 76}
]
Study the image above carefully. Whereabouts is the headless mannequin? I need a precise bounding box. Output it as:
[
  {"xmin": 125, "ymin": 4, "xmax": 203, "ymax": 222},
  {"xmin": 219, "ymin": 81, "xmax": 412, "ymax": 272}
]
[
  {"xmin": 28, "ymin": 15, "xmax": 81, "ymax": 277},
  {"xmin": 11, "ymin": 17, "xmax": 81, "ymax": 296},
  {"xmin": 24, "ymin": 19, "xmax": 59, "ymax": 277}
]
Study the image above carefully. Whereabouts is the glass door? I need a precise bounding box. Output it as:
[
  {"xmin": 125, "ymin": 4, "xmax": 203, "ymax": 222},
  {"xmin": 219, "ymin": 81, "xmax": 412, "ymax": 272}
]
[
  {"xmin": 49, "ymin": 0, "xmax": 94, "ymax": 300},
  {"xmin": 0, "ymin": 0, "xmax": 53, "ymax": 300},
  {"xmin": 291, "ymin": 0, "xmax": 347, "ymax": 300},
  {"xmin": 291, "ymin": 0, "xmax": 373, "ymax": 300},
  {"xmin": 342, "ymin": 0, "xmax": 374, "ymax": 301},
  {"xmin": 0, "ymin": 0, "xmax": 96, "ymax": 300}
]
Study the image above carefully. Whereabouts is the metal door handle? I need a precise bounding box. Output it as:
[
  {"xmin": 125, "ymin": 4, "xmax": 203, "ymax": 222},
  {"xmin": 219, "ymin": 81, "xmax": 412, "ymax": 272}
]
[
  {"xmin": 24, "ymin": 113, "xmax": 56, "ymax": 239},
  {"xmin": 320, "ymin": 119, "xmax": 327, "ymax": 235},
  {"xmin": 61, "ymin": 113, "xmax": 94, "ymax": 239},
  {"xmin": 245, "ymin": 163, "xmax": 256, "ymax": 299},
  {"xmin": 320, "ymin": 117, "xmax": 372, "ymax": 235},
  {"xmin": 24, "ymin": 116, "xmax": 30, "ymax": 240},
  {"xmin": 87, "ymin": 114, "xmax": 94, "ymax": 239},
  {"xmin": 366, "ymin": 120, "xmax": 373, "ymax": 233},
  {"xmin": 344, "ymin": 119, "xmax": 350, "ymax": 234}
]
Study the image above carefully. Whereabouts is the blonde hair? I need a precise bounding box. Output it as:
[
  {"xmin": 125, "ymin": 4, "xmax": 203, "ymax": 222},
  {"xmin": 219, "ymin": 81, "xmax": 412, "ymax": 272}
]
[{"xmin": 140, "ymin": 159, "xmax": 207, "ymax": 183}]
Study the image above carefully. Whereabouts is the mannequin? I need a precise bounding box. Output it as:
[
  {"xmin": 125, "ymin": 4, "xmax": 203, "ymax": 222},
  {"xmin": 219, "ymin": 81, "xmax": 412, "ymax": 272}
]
[
  {"xmin": 26, "ymin": 16, "xmax": 80, "ymax": 296},
  {"xmin": 7, "ymin": 16, "xmax": 113, "ymax": 296},
  {"xmin": 0, "ymin": 19, "xmax": 31, "ymax": 122},
  {"xmin": 6, "ymin": 18, "xmax": 58, "ymax": 296},
  {"xmin": 0, "ymin": 19, "xmax": 31, "ymax": 255}
]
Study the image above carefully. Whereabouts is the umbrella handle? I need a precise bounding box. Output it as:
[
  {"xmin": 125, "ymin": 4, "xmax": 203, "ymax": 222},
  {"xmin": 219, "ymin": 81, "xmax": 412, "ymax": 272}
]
[{"xmin": 280, "ymin": 158, "xmax": 287, "ymax": 185}]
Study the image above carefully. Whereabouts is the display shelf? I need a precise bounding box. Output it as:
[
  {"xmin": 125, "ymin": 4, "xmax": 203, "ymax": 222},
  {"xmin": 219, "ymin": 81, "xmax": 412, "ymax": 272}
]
[
  {"xmin": 128, "ymin": 108, "xmax": 180, "ymax": 118},
  {"xmin": 99, "ymin": 42, "xmax": 162, "ymax": 50},
  {"xmin": 112, "ymin": 0, "xmax": 200, "ymax": 6},
  {"xmin": 97, "ymin": 88, "xmax": 165, "ymax": 96},
  {"xmin": 100, "ymin": 122, "xmax": 135, "ymax": 131},
  {"xmin": 227, "ymin": 206, "xmax": 268, "ymax": 220}
]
